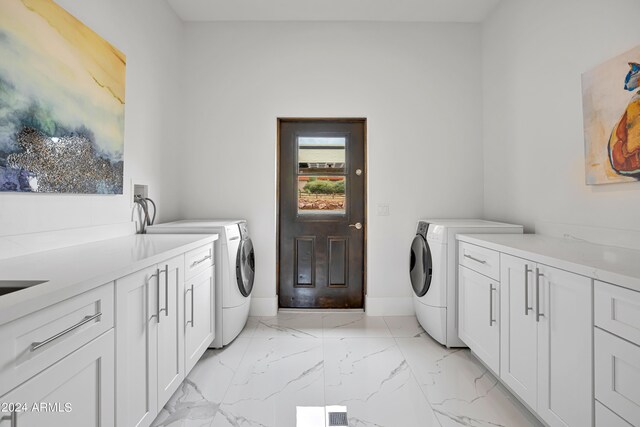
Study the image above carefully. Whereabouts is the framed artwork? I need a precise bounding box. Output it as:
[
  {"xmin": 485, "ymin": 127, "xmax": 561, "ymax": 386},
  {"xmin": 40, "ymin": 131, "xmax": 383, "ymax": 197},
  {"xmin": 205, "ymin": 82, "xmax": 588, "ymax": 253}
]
[
  {"xmin": 582, "ymin": 46, "xmax": 640, "ymax": 185},
  {"xmin": 0, "ymin": 0, "xmax": 126, "ymax": 194}
]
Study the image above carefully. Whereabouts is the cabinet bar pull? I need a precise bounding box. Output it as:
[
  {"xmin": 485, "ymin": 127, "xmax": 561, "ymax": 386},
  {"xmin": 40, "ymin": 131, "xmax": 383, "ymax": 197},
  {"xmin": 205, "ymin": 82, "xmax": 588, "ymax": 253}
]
[
  {"xmin": 156, "ymin": 267, "xmax": 162, "ymax": 323},
  {"xmin": 186, "ymin": 284, "xmax": 194, "ymax": 328},
  {"xmin": 535, "ymin": 268, "xmax": 544, "ymax": 322},
  {"xmin": 191, "ymin": 250, "xmax": 211, "ymax": 268},
  {"xmin": 464, "ymin": 254, "xmax": 487, "ymax": 264},
  {"xmin": 163, "ymin": 265, "xmax": 169, "ymax": 317},
  {"xmin": 524, "ymin": 265, "xmax": 533, "ymax": 315},
  {"xmin": 489, "ymin": 284, "xmax": 496, "ymax": 326},
  {"xmin": 31, "ymin": 313, "xmax": 102, "ymax": 352},
  {"xmin": 12, "ymin": 410, "xmax": 17, "ymax": 427}
]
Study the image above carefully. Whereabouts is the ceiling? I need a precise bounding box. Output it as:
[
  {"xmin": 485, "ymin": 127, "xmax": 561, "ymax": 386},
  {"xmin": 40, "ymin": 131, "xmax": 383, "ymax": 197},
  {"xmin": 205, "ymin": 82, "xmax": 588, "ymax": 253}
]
[{"xmin": 166, "ymin": 0, "xmax": 502, "ymax": 23}]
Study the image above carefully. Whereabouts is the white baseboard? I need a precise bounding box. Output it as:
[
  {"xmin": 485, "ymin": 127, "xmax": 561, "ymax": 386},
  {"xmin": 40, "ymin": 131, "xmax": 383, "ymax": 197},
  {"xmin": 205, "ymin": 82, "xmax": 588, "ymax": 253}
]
[
  {"xmin": 365, "ymin": 296, "xmax": 414, "ymax": 316},
  {"xmin": 249, "ymin": 296, "xmax": 278, "ymax": 317}
]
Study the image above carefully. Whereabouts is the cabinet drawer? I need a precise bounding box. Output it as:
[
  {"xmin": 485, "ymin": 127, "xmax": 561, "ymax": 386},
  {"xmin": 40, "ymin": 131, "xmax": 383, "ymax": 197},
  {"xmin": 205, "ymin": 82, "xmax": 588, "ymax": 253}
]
[
  {"xmin": 458, "ymin": 242, "xmax": 500, "ymax": 280},
  {"xmin": 0, "ymin": 282, "xmax": 114, "ymax": 396},
  {"xmin": 595, "ymin": 281, "xmax": 640, "ymax": 345},
  {"xmin": 596, "ymin": 401, "xmax": 633, "ymax": 427},
  {"xmin": 595, "ymin": 328, "xmax": 640, "ymax": 426},
  {"xmin": 185, "ymin": 243, "xmax": 214, "ymax": 279}
]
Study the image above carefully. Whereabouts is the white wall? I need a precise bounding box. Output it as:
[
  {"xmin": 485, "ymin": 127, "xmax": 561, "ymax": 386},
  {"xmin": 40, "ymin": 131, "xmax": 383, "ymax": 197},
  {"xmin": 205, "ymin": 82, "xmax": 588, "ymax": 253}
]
[
  {"xmin": 179, "ymin": 22, "xmax": 485, "ymax": 315},
  {"xmin": 0, "ymin": 0, "xmax": 184, "ymax": 237},
  {"xmin": 482, "ymin": 0, "xmax": 640, "ymax": 234}
]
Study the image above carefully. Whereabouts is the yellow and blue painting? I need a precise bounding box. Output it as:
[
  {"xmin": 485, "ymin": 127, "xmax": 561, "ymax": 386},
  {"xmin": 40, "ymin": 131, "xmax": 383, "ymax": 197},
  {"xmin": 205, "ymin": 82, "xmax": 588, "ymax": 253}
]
[
  {"xmin": 583, "ymin": 46, "xmax": 640, "ymax": 185},
  {"xmin": 0, "ymin": 0, "xmax": 126, "ymax": 194}
]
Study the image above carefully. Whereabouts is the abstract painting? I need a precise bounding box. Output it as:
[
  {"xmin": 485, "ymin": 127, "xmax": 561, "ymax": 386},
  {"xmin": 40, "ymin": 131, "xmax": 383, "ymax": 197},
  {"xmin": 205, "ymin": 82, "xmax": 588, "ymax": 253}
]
[
  {"xmin": 0, "ymin": 0, "xmax": 126, "ymax": 194},
  {"xmin": 582, "ymin": 46, "xmax": 640, "ymax": 185}
]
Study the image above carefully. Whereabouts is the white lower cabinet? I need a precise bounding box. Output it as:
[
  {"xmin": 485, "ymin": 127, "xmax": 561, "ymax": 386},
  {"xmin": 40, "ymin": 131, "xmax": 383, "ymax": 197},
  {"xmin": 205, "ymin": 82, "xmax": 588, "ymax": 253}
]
[
  {"xmin": 116, "ymin": 265, "xmax": 159, "ymax": 427},
  {"xmin": 470, "ymin": 252, "xmax": 593, "ymax": 427},
  {"xmin": 116, "ymin": 251, "xmax": 215, "ymax": 427},
  {"xmin": 458, "ymin": 265, "xmax": 500, "ymax": 373},
  {"xmin": 0, "ymin": 329, "xmax": 114, "ymax": 427},
  {"xmin": 157, "ymin": 257, "xmax": 185, "ymax": 406},
  {"xmin": 116, "ymin": 255, "xmax": 186, "ymax": 427},
  {"xmin": 500, "ymin": 254, "xmax": 538, "ymax": 409},
  {"xmin": 185, "ymin": 267, "xmax": 215, "ymax": 373},
  {"xmin": 536, "ymin": 264, "xmax": 592, "ymax": 427}
]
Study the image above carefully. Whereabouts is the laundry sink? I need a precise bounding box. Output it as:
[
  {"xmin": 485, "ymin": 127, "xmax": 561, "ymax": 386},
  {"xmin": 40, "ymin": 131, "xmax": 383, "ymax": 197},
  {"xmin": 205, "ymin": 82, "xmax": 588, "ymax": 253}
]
[{"xmin": 0, "ymin": 280, "xmax": 48, "ymax": 296}]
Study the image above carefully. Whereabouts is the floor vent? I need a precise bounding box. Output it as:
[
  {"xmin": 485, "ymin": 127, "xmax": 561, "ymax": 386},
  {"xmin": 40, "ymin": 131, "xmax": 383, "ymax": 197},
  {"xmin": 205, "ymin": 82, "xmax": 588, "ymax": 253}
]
[{"xmin": 328, "ymin": 411, "xmax": 348, "ymax": 426}]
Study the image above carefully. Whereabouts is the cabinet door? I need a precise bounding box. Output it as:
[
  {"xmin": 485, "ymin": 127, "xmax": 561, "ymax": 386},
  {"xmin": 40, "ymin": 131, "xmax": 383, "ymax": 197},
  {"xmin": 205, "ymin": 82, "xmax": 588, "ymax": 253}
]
[
  {"xmin": 500, "ymin": 254, "xmax": 537, "ymax": 409},
  {"xmin": 537, "ymin": 265, "xmax": 592, "ymax": 427},
  {"xmin": 185, "ymin": 266, "xmax": 215, "ymax": 374},
  {"xmin": 157, "ymin": 256, "xmax": 185, "ymax": 406},
  {"xmin": 458, "ymin": 266, "xmax": 500, "ymax": 373},
  {"xmin": 0, "ymin": 329, "xmax": 114, "ymax": 427},
  {"xmin": 115, "ymin": 267, "xmax": 158, "ymax": 427}
]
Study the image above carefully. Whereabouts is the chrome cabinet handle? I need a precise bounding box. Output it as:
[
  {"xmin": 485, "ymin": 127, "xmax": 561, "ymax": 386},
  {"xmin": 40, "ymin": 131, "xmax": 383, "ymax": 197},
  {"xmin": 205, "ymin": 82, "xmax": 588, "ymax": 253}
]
[
  {"xmin": 1, "ymin": 409, "xmax": 18, "ymax": 426},
  {"xmin": 536, "ymin": 268, "xmax": 544, "ymax": 322},
  {"xmin": 31, "ymin": 313, "xmax": 102, "ymax": 352},
  {"xmin": 191, "ymin": 250, "xmax": 212, "ymax": 268},
  {"xmin": 156, "ymin": 268, "xmax": 162, "ymax": 322},
  {"xmin": 489, "ymin": 284, "xmax": 497, "ymax": 326},
  {"xmin": 160, "ymin": 265, "xmax": 169, "ymax": 318},
  {"xmin": 464, "ymin": 254, "xmax": 487, "ymax": 264},
  {"xmin": 349, "ymin": 222, "xmax": 363, "ymax": 230},
  {"xmin": 186, "ymin": 285, "xmax": 194, "ymax": 328},
  {"xmin": 524, "ymin": 265, "xmax": 533, "ymax": 316}
]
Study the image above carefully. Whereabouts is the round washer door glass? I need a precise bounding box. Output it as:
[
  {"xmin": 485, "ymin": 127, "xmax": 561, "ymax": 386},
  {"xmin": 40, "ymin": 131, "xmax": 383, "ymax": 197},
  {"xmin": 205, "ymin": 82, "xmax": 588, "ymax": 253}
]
[
  {"xmin": 409, "ymin": 235, "xmax": 432, "ymax": 297},
  {"xmin": 236, "ymin": 238, "xmax": 255, "ymax": 297}
]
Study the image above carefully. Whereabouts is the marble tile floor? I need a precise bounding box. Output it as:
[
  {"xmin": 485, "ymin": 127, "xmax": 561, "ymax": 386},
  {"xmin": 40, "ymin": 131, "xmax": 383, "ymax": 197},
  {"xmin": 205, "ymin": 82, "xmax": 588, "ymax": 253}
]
[{"xmin": 151, "ymin": 313, "xmax": 541, "ymax": 427}]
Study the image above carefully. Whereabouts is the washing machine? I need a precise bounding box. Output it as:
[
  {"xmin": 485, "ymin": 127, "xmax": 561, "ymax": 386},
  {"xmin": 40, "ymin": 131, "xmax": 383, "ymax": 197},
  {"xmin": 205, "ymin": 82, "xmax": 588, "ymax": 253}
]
[
  {"xmin": 147, "ymin": 219, "xmax": 254, "ymax": 348},
  {"xmin": 410, "ymin": 219, "xmax": 523, "ymax": 347}
]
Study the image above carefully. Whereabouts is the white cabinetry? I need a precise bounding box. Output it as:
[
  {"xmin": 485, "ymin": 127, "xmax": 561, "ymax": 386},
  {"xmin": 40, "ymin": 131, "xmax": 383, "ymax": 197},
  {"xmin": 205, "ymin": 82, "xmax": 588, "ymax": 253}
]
[
  {"xmin": 458, "ymin": 265, "xmax": 500, "ymax": 373},
  {"xmin": 459, "ymin": 249, "xmax": 593, "ymax": 427},
  {"xmin": 115, "ymin": 265, "xmax": 160, "ymax": 427},
  {"xmin": 0, "ymin": 329, "xmax": 114, "ymax": 427},
  {"xmin": 116, "ymin": 244, "xmax": 215, "ymax": 427},
  {"xmin": 536, "ymin": 264, "xmax": 592, "ymax": 427},
  {"xmin": 500, "ymin": 255, "xmax": 593, "ymax": 427},
  {"xmin": 595, "ymin": 280, "xmax": 640, "ymax": 426},
  {"xmin": 185, "ymin": 267, "xmax": 215, "ymax": 373},
  {"xmin": 500, "ymin": 254, "xmax": 538, "ymax": 408},
  {"xmin": 116, "ymin": 255, "xmax": 186, "ymax": 427}
]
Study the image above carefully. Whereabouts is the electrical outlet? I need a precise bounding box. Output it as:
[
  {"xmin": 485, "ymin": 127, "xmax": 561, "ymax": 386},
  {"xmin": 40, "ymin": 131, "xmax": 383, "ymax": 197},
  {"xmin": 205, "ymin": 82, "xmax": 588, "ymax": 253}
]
[{"xmin": 133, "ymin": 184, "xmax": 148, "ymax": 201}]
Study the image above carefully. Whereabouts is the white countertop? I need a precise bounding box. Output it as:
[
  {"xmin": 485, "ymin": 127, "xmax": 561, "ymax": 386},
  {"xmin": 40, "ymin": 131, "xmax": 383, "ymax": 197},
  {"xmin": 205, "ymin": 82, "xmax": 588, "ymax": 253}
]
[
  {"xmin": 0, "ymin": 233, "xmax": 218, "ymax": 326},
  {"xmin": 457, "ymin": 233, "xmax": 640, "ymax": 293}
]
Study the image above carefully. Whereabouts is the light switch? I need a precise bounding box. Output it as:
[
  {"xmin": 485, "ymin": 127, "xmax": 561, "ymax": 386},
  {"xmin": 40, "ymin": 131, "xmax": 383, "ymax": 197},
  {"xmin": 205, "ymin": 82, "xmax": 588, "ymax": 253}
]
[{"xmin": 377, "ymin": 204, "xmax": 390, "ymax": 216}]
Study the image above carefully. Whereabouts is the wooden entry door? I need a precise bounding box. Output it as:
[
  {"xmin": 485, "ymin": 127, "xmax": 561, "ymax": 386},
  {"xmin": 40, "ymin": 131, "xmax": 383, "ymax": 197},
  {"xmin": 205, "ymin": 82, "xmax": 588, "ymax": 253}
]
[{"xmin": 278, "ymin": 119, "xmax": 366, "ymax": 309}]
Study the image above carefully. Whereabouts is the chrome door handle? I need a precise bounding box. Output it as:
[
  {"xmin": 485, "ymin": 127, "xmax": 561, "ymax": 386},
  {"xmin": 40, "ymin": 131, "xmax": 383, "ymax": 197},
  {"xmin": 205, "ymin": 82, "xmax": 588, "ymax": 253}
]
[
  {"xmin": 524, "ymin": 265, "xmax": 533, "ymax": 315},
  {"xmin": 349, "ymin": 222, "xmax": 363, "ymax": 230},
  {"xmin": 464, "ymin": 254, "xmax": 487, "ymax": 264},
  {"xmin": 31, "ymin": 313, "xmax": 102, "ymax": 352},
  {"xmin": 155, "ymin": 268, "xmax": 162, "ymax": 322},
  {"xmin": 489, "ymin": 284, "xmax": 496, "ymax": 326},
  {"xmin": 535, "ymin": 268, "xmax": 544, "ymax": 322},
  {"xmin": 186, "ymin": 284, "xmax": 194, "ymax": 328}
]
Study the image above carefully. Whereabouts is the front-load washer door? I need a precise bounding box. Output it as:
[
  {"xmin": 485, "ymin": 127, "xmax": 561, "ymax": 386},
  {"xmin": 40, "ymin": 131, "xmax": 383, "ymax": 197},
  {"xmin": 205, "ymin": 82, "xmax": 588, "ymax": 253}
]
[
  {"xmin": 410, "ymin": 235, "xmax": 432, "ymax": 297},
  {"xmin": 236, "ymin": 238, "xmax": 255, "ymax": 297}
]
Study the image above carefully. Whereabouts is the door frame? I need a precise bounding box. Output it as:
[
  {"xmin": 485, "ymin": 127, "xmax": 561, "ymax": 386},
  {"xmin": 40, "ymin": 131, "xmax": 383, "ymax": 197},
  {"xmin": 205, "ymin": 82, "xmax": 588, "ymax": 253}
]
[{"xmin": 276, "ymin": 118, "xmax": 368, "ymax": 310}]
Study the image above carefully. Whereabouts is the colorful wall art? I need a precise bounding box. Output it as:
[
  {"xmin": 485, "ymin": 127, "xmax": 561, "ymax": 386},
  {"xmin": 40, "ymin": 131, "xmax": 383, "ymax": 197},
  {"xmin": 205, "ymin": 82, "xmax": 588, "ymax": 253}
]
[
  {"xmin": 0, "ymin": 0, "xmax": 126, "ymax": 194},
  {"xmin": 583, "ymin": 46, "xmax": 640, "ymax": 185}
]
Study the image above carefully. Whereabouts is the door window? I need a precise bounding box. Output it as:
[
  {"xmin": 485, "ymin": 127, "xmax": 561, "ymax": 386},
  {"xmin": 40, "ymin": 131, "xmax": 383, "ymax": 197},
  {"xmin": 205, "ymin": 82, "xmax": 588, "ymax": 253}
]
[{"xmin": 297, "ymin": 137, "xmax": 347, "ymax": 215}]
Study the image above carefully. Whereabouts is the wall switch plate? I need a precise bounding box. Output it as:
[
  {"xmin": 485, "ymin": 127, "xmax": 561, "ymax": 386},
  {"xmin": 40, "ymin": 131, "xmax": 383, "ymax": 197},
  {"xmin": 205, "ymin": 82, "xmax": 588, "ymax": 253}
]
[{"xmin": 377, "ymin": 204, "xmax": 390, "ymax": 216}]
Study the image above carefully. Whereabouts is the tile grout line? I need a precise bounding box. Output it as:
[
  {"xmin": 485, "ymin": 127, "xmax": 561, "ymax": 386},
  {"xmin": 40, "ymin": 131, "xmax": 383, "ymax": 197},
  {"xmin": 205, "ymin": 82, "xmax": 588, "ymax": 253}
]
[{"xmin": 383, "ymin": 316, "xmax": 446, "ymax": 427}]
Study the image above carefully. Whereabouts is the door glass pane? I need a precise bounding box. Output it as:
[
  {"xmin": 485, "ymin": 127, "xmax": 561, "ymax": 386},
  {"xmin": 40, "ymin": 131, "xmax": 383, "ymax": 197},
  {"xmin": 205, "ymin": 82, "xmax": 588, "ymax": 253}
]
[
  {"xmin": 298, "ymin": 176, "xmax": 346, "ymax": 215},
  {"xmin": 298, "ymin": 137, "xmax": 346, "ymax": 173}
]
